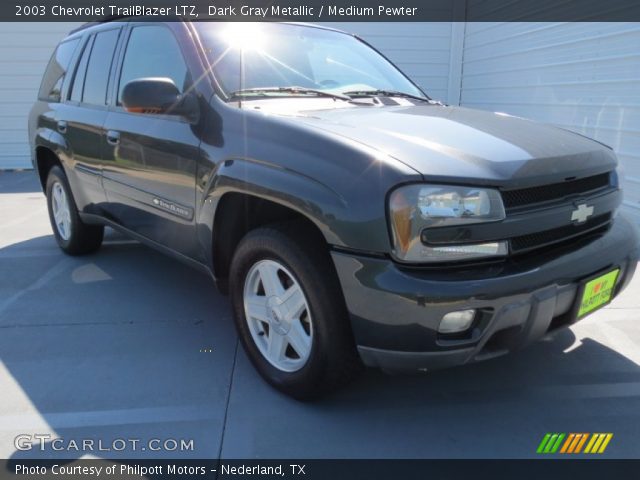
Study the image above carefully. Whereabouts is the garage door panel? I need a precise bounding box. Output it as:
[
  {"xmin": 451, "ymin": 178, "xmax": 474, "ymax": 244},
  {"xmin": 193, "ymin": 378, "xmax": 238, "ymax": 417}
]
[
  {"xmin": 461, "ymin": 61, "xmax": 640, "ymax": 86},
  {"xmin": 465, "ymin": 28, "xmax": 640, "ymax": 61},
  {"xmin": 0, "ymin": 47, "xmax": 59, "ymax": 63},
  {"xmin": 2, "ymin": 143, "xmax": 30, "ymax": 156},
  {"xmin": 0, "ymin": 32, "xmax": 79, "ymax": 47},
  {"xmin": 0, "ymin": 130, "xmax": 28, "ymax": 144},
  {"xmin": 0, "ymin": 23, "xmax": 81, "ymax": 169},
  {"xmin": 0, "ymin": 103, "xmax": 34, "ymax": 118},
  {"xmin": 0, "ymin": 155, "xmax": 31, "ymax": 169},
  {"xmin": 0, "ymin": 90, "xmax": 39, "ymax": 103},
  {"xmin": 466, "ymin": 23, "xmax": 639, "ymax": 49},
  {"xmin": 0, "ymin": 117, "xmax": 27, "ymax": 130},
  {"xmin": 0, "ymin": 75, "xmax": 44, "ymax": 90}
]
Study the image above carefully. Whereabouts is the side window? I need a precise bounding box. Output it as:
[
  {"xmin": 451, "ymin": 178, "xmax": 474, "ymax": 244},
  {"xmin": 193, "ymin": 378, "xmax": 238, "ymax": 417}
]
[
  {"xmin": 118, "ymin": 26, "xmax": 189, "ymax": 104},
  {"xmin": 82, "ymin": 29, "xmax": 120, "ymax": 106},
  {"xmin": 38, "ymin": 39, "xmax": 79, "ymax": 102},
  {"xmin": 69, "ymin": 36, "xmax": 93, "ymax": 103}
]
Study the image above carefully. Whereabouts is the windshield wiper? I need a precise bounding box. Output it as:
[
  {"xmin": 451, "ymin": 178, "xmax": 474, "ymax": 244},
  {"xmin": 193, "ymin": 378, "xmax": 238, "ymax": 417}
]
[
  {"xmin": 342, "ymin": 89, "xmax": 440, "ymax": 104},
  {"xmin": 229, "ymin": 86, "xmax": 352, "ymax": 102}
]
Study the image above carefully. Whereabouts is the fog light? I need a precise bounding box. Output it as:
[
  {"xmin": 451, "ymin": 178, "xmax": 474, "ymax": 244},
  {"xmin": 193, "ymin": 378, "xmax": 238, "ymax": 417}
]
[{"xmin": 438, "ymin": 309, "xmax": 476, "ymax": 334}]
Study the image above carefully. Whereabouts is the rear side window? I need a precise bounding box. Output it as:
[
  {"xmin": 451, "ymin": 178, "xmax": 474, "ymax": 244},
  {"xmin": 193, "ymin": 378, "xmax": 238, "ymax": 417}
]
[
  {"xmin": 69, "ymin": 36, "xmax": 93, "ymax": 103},
  {"xmin": 118, "ymin": 25, "xmax": 189, "ymax": 104},
  {"xmin": 38, "ymin": 39, "xmax": 79, "ymax": 102},
  {"xmin": 82, "ymin": 28, "xmax": 120, "ymax": 106}
]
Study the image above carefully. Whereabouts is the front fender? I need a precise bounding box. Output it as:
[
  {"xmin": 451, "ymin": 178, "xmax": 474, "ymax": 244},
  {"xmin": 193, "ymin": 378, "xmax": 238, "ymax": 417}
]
[
  {"xmin": 195, "ymin": 101, "xmax": 423, "ymax": 268},
  {"xmin": 198, "ymin": 158, "xmax": 351, "ymax": 261}
]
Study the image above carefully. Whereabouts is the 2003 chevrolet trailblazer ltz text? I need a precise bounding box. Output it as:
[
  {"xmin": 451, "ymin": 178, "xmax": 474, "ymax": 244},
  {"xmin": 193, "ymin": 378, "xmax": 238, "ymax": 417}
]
[{"xmin": 29, "ymin": 21, "xmax": 639, "ymax": 399}]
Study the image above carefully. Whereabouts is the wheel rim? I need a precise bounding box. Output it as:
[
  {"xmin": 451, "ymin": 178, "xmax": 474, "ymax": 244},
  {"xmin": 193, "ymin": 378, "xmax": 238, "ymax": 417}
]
[
  {"xmin": 51, "ymin": 181, "xmax": 71, "ymax": 241},
  {"xmin": 243, "ymin": 259, "xmax": 313, "ymax": 372}
]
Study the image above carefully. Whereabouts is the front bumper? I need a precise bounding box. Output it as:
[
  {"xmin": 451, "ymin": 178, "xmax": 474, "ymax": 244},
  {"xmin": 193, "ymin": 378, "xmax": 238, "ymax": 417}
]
[{"xmin": 332, "ymin": 215, "xmax": 639, "ymax": 372}]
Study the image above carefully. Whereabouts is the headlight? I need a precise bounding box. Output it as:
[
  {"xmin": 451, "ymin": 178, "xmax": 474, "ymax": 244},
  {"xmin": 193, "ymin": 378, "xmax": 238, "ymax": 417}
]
[{"xmin": 389, "ymin": 184, "xmax": 507, "ymax": 262}]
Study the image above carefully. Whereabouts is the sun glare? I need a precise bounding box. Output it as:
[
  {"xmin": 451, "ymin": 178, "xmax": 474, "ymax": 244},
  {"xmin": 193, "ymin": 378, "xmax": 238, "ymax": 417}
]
[{"xmin": 221, "ymin": 23, "xmax": 267, "ymax": 51}]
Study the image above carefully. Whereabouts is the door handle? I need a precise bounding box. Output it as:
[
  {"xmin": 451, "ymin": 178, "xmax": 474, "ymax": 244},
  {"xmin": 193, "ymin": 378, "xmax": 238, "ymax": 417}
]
[
  {"xmin": 57, "ymin": 120, "xmax": 67, "ymax": 134},
  {"xmin": 106, "ymin": 130, "xmax": 120, "ymax": 146}
]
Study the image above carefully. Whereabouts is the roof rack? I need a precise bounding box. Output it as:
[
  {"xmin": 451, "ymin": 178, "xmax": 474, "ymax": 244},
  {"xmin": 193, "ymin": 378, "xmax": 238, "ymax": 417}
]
[
  {"xmin": 68, "ymin": 14, "xmax": 190, "ymax": 34},
  {"xmin": 69, "ymin": 16, "xmax": 129, "ymax": 34}
]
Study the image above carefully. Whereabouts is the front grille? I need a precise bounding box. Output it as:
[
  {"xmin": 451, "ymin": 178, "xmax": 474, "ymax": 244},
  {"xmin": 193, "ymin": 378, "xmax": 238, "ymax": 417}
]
[
  {"xmin": 502, "ymin": 173, "xmax": 611, "ymax": 211},
  {"xmin": 510, "ymin": 213, "xmax": 612, "ymax": 254}
]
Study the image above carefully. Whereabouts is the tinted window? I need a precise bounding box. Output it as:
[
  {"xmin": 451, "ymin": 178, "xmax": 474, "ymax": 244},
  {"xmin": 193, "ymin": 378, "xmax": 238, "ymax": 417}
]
[
  {"xmin": 83, "ymin": 29, "xmax": 120, "ymax": 105},
  {"xmin": 38, "ymin": 39, "xmax": 79, "ymax": 102},
  {"xmin": 118, "ymin": 26, "xmax": 189, "ymax": 104},
  {"xmin": 69, "ymin": 36, "xmax": 93, "ymax": 103}
]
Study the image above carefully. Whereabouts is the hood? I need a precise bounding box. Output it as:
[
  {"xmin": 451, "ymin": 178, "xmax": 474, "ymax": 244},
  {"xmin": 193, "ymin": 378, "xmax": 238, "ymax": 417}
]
[{"xmin": 256, "ymin": 102, "xmax": 616, "ymax": 188}]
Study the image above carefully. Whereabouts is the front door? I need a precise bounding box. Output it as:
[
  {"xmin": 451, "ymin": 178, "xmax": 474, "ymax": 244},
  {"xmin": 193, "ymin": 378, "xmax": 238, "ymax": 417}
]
[{"xmin": 101, "ymin": 24, "xmax": 200, "ymax": 257}]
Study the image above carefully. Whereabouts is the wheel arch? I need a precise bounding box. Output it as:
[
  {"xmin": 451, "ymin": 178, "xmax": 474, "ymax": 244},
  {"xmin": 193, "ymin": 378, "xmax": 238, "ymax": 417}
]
[
  {"xmin": 33, "ymin": 126, "xmax": 70, "ymax": 191},
  {"xmin": 35, "ymin": 145, "xmax": 63, "ymax": 191},
  {"xmin": 211, "ymin": 191, "xmax": 329, "ymax": 293}
]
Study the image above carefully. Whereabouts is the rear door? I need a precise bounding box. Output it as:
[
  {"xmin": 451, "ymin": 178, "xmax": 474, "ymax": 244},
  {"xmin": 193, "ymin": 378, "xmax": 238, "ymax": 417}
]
[
  {"xmin": 58, "ymin": 26, "xmax": 122, "ymax": 211},
  {"xmin": 101, "ymin": 23, "xmax": 201, "ymax": 257}
]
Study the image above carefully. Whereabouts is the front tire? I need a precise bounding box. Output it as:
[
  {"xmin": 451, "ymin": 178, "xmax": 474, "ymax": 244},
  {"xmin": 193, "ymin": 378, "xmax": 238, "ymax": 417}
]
[
  {"xmin": 46, "ymin": 166, "xmax": 104, "ymax": 255},
  {"xmin": 229, "ymin": 223, "xmax": 361, "ymax": 400}
]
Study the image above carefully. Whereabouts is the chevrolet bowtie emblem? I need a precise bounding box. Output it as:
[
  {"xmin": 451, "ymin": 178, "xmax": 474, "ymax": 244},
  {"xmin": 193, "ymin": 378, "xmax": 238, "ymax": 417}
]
[{"xmin": 571, "ymin": 203, "xmax": 594, "ymax": 223}]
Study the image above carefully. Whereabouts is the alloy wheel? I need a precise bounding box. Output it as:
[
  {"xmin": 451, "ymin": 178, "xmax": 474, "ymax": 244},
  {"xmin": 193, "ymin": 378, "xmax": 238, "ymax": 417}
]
[
  {"xmin": 243, "ymin": 259, "xmax": 313, "ymax": 372},
  {"xmin": 51, "ymin": 181, "xmax": 71, "ymax": 241}
]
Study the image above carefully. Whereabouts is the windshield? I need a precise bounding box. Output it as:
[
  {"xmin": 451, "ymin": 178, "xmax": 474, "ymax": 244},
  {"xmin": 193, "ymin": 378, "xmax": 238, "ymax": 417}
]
[{"xmin": 194, "ymin": 23, "xmax": 426, "ymax": 99}]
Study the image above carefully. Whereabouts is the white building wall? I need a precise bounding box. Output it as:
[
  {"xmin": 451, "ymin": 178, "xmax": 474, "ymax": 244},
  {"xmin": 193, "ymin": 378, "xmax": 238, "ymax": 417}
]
[
  {"xmin": 0, "ymin": 22, "xmax": 80, "ymax": 169},
  {"xmin": 460, "ymin": 22, "xmax": 640, "ymax": 224}
]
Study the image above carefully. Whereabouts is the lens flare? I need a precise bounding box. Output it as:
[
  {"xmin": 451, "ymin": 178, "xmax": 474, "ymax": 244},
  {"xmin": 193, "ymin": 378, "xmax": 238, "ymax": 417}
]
[{"xmin": 221, "ymin": 23, "xmax": 266, "ymax": 51}]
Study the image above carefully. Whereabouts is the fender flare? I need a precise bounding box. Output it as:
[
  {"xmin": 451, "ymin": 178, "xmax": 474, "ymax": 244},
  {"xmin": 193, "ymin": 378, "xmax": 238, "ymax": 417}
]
[{"xmin": 197, "ymin": 157, "xmax": 350, "ymax": 267}]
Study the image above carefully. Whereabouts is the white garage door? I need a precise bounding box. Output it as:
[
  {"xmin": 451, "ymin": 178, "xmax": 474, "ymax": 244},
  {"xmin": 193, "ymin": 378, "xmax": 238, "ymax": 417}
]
[
  {"xmin": 0, "ymin": 22, "xmax": 80, "ymax": 170},
  {"xmin": 460, "ymin": 22, "xmax": 640, "ymax": 226}
]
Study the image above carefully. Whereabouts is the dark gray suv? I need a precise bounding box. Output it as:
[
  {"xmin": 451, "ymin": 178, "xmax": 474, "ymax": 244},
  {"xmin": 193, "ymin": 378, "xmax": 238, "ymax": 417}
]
[{"xmin": 29, "ymin": 20, "xmax": 639, "ymax": 399}]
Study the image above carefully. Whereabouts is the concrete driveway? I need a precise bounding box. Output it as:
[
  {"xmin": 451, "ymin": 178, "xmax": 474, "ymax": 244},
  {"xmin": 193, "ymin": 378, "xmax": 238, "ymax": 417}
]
[{"xmin": 1, "ymin": 170, "xmax": 639, "ymax": 460}]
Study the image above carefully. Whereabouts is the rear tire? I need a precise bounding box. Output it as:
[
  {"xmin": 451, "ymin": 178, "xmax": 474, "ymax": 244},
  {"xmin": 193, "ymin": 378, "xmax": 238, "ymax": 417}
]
[
  {"xmin": 45, "ymin": 166, "xmax": 104, "ymax": 255},
  {"xmin": 229, "ymin": 222, "xmax": 362, "ymax": 400}
]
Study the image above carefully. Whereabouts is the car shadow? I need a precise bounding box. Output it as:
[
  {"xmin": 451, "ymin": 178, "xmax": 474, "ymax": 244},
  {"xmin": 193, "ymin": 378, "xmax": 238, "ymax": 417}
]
[
  {"xmin": 1, "ymin": 232, "xmax": 639, "ymax": 463},
  {"xmin": 0, "ymin": 171, "xmax": 42, "ymax": 194},
  {"xmin": 1, "ymin": 230, "xmax": 237, "ymax": 463}
]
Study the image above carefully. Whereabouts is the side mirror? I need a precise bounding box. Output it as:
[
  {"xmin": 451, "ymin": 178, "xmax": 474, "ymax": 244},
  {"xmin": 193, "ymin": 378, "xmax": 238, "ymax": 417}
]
[{"xmin": 121, "ymin": 77, "xmax": 198, "ymax": 121}]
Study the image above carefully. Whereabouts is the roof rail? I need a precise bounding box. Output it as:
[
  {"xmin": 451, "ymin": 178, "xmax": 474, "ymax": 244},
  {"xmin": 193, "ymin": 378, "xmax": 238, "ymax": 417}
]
[{"xmin": 68, "ymin": 15, "xmax": 133, "ymax": 34}]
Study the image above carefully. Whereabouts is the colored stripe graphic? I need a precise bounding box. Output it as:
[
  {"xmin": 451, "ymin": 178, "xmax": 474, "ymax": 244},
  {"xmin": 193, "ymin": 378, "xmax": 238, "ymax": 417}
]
[
  {"xmin": 584, "ymin": 434, "xmax": 598, "ymax": 453},
  {"xmin": 537, "ymin": 434, "xmax": 552, "ymax": 453},
  {"xmin": 575, "ymin": 433, "xmax": 589, "ymax": 453},
  {"xmin": 597, "ymin": 434, "xmax": 613, "ymax": 453},
  {"xmin": 560, "ymin": 434, "xmax": 575, "ymax": 453},
  {"xmin": 538, "ymin": 433, "xmax": 613, "ymax": 454},
  {"xmin": 537, "ymin": 433, "xmax": 565, "ymax": 454},
  {"xmin": 585, "ymin": 433, "xmax": 614, "ymax": 454},
  {"xmin": 544, "ymin": 434, "xmax": 558, "ymax": 453},
  {"xmin": 550, "ymin": 433, "xmax": 565, "ymax": 453},
  {"xmin": 562, "ymin": 433, "xmax": 581, "ymax": 453}
]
